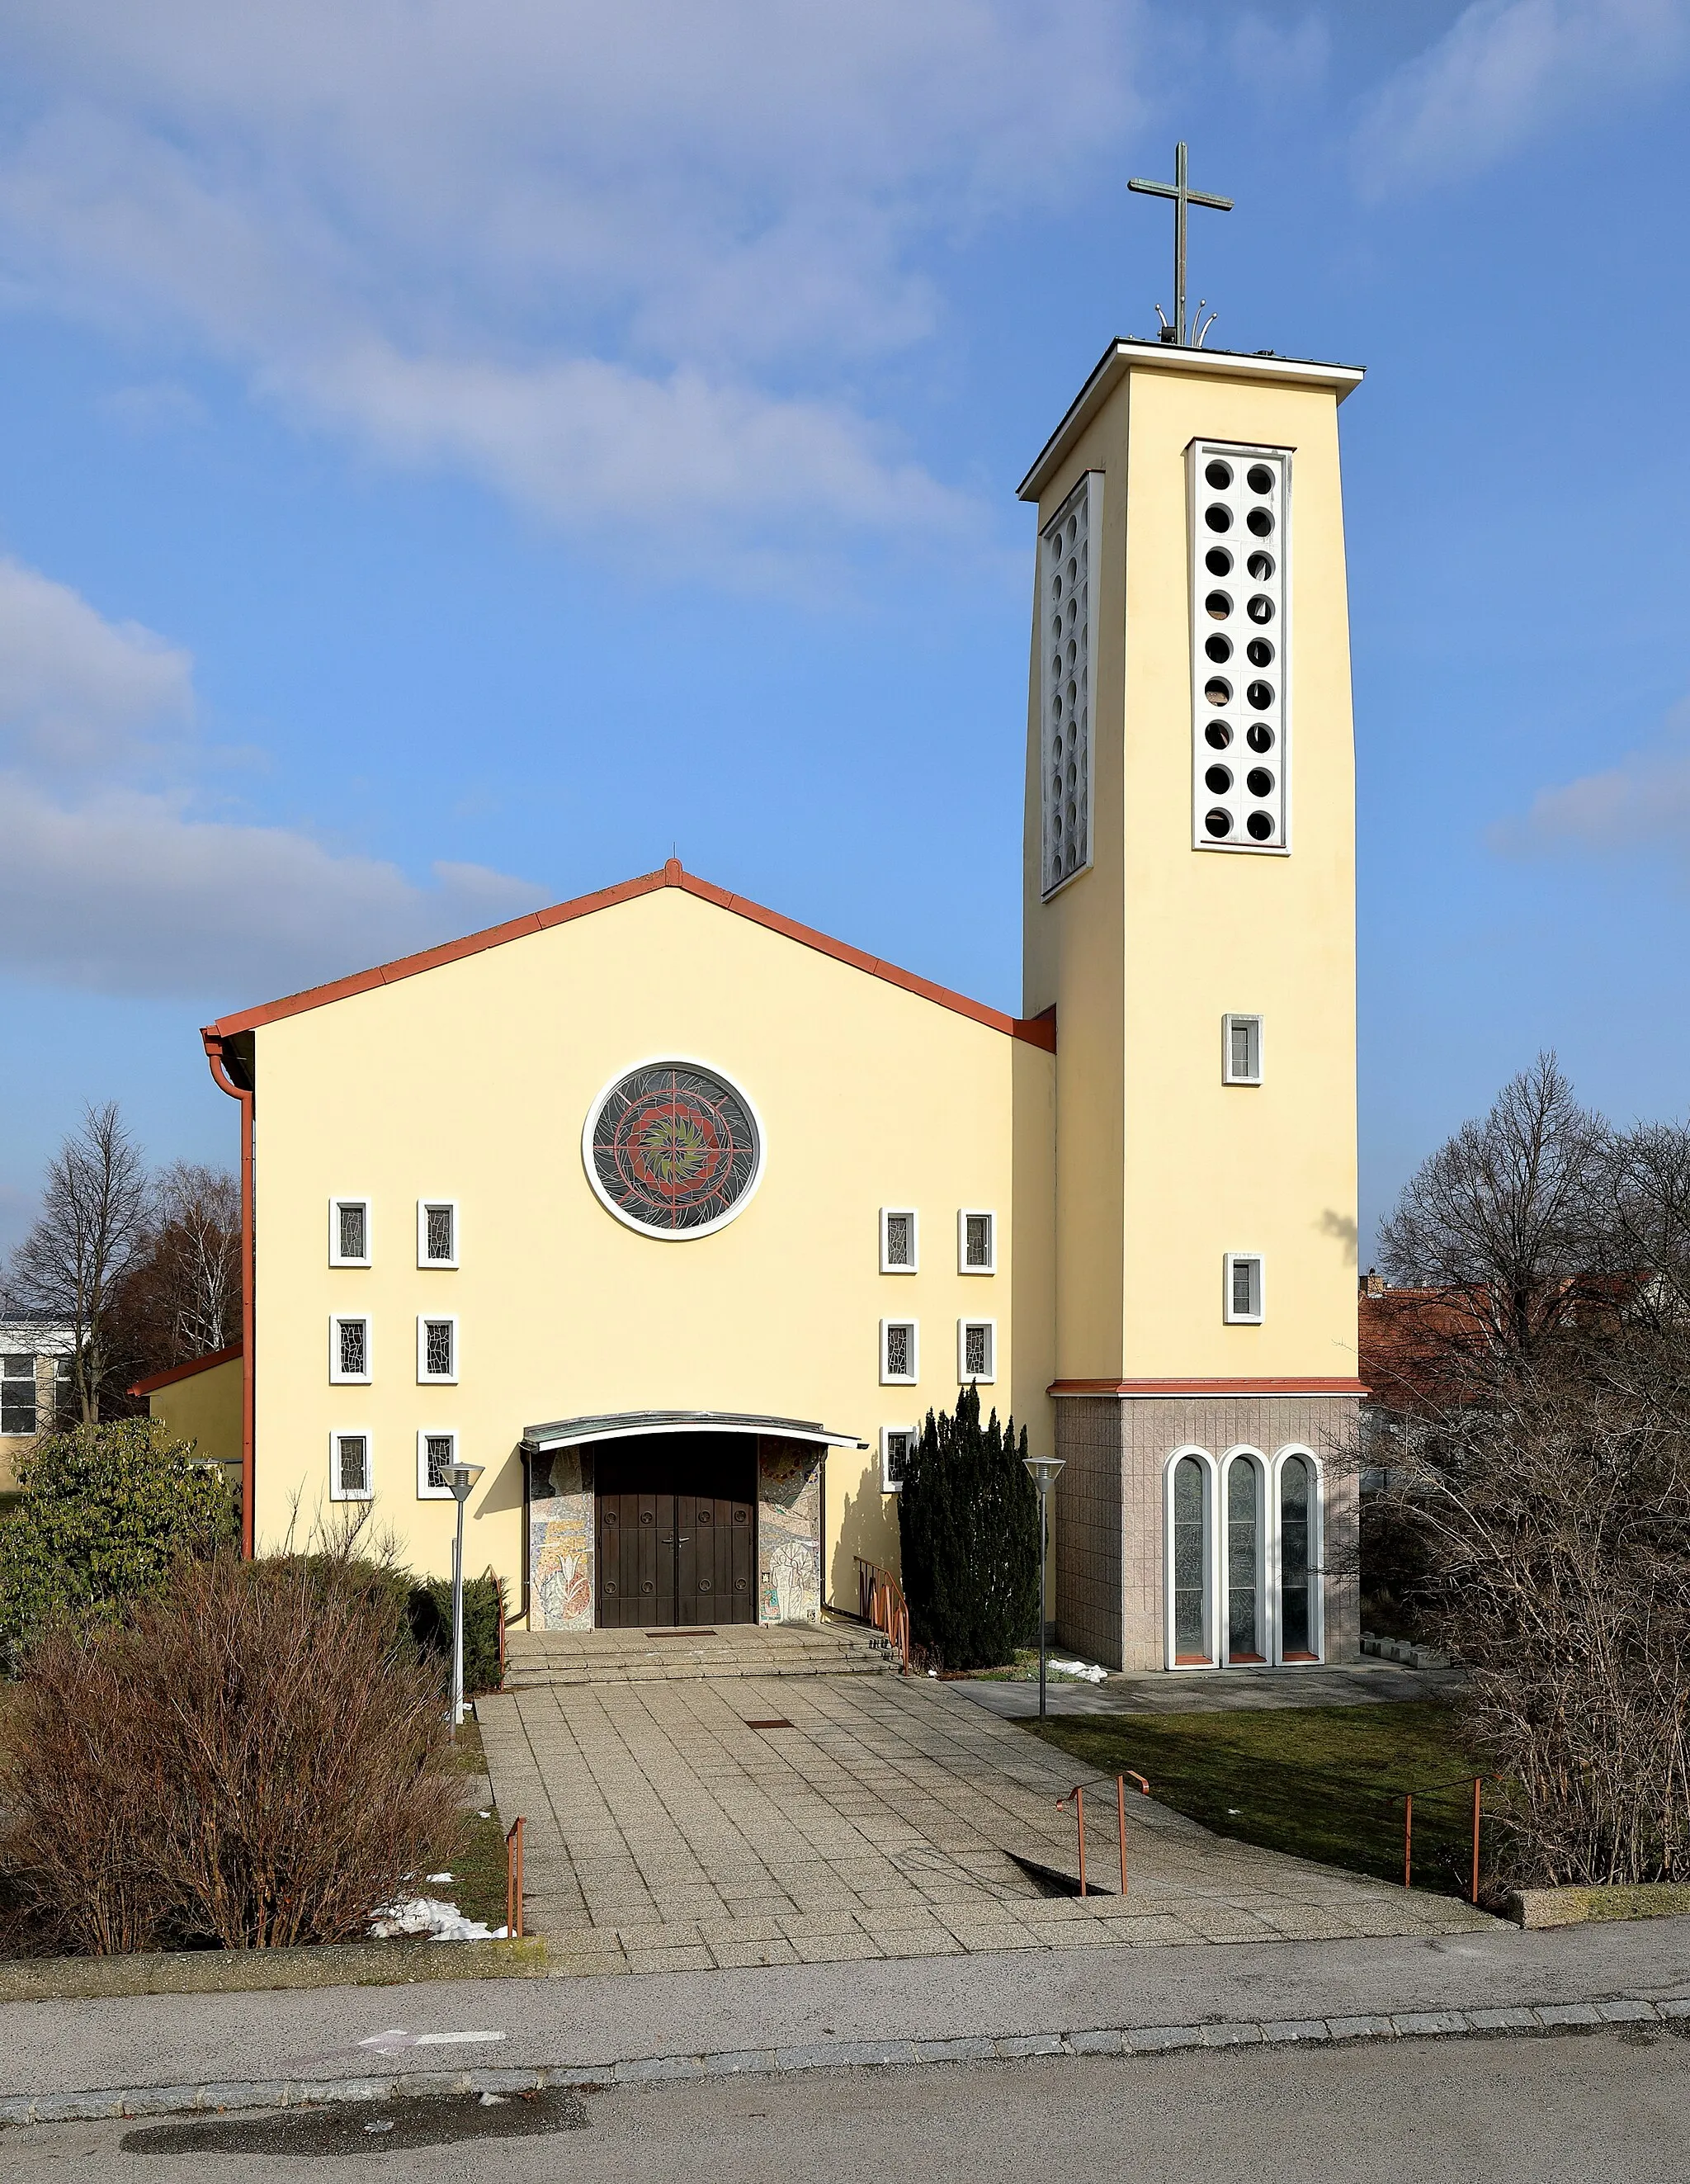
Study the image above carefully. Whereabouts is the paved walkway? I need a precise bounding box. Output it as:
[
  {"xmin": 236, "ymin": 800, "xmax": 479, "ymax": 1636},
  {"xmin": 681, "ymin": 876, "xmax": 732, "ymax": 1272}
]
[
  {"xmin": 475, "ymin": 1640, "xmax": 1494, "ymax": 1976},
  {"xmin": 956, "ymin": 1660, "xmax": 1463, "ymax": 1718}
]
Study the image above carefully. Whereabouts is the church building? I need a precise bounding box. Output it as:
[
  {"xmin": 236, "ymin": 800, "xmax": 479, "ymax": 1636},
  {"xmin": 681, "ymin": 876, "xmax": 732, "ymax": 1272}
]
[{"xmin": 158, "ymin": 324, "xmax": 1367, "ymax": 1671}]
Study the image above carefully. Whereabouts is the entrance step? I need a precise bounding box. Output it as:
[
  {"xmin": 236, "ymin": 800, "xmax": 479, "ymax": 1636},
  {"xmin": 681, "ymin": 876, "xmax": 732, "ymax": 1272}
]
[{"xmin": 503, "ymin": 1619, "xmax": 895, "ymax": 1687}]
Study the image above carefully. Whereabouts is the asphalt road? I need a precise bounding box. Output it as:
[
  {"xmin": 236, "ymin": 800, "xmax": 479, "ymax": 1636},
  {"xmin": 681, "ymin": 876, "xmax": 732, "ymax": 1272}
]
[{"xmin": 7, "ymin": 2029, "xmax": 1688, "ymax": 2183}]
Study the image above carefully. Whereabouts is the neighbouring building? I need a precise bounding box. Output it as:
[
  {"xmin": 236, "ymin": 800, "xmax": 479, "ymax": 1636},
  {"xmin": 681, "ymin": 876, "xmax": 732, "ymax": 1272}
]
[
  {"xmin": 0, "ymin": 1321, "xmax": 74, "ymax": 1494},
  {"xmin": 153, "ymin": 333, "xmax": 1367, "ymax": 1669}
]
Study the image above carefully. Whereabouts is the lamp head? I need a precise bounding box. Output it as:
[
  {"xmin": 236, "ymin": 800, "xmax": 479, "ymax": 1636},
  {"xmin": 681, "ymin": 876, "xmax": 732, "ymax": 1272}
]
[
  {"xmin": 1023, "ymin": 1455, "xmax": 1065, "ymax": 1495},
  {"xmin": 445, "ymin": 1460, "xmax": 484, "ymax": 1505}
]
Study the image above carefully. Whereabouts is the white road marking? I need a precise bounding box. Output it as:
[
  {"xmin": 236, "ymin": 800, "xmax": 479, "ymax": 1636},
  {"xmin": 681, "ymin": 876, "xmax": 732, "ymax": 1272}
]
[{"xmin": 356, "ymin": 2029, "xmax": 507, "ymax": 2053}]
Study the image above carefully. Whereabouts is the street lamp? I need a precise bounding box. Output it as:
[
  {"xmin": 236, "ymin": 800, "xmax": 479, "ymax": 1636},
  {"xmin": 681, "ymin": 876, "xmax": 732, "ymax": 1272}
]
[
  {"xmin": 1023, "ymin": 1455, "xmax": 1065, "ymax": 1720},
  {"xmin": 445, "ymin": 1459, "xmax": 485, "ymax": 1732}
]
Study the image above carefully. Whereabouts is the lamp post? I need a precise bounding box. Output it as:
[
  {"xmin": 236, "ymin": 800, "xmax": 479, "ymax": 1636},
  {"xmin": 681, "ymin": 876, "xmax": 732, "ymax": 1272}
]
[
  {"xmin": 1023, "ymin": 1455, "xmax": 1065, "ymax": 1720},
  {"xmin": 445, "ymin": 1459, "xmax": 485, "ymax": 1732}
]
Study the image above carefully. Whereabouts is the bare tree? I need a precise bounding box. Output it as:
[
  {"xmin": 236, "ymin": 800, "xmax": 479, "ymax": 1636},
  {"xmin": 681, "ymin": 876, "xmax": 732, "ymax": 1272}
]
[
  {"xmin": 5, "ymin": 1105, "xmax": 153, "ymax": 1425},
  {"xmin": 1589, "ymin": 1121, "xmax": 1690, "ymax": 1332},
  {"xmin": 113, "ymin": 1163, "xmax": 241, "ymax": 1372}
]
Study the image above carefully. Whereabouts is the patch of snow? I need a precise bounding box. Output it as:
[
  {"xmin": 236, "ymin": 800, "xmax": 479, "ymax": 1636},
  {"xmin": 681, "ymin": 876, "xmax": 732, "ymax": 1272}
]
[
  {"xmin": 426, "ymin": 1871, "xmax": 454, "ymax": 1883},
  {"xmin": 1050, "ymin": 1658, "xmax": 1108, "ymax": 1683},
  {"xmin": 369, "ymin": 1894, "xmax": 504, "ymax": 1943}
]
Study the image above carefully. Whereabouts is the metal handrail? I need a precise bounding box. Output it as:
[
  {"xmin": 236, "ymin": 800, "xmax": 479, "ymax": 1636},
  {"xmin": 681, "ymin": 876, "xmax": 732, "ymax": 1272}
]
[
  {"xmin": 1060, "ymin": 1773, "xmax": 1151, "ymax": 1898},
  {"xmin": 854, "ymin": 1557, "xmax": 910, "ymax": 1672},
  {"xmin": 504, "ymin": 1815, "xmax": 526, "ymax": 1940},
  {"xmin": 1393, "ymin": 1775, "xmax": 1485, "ymax": 1903}
]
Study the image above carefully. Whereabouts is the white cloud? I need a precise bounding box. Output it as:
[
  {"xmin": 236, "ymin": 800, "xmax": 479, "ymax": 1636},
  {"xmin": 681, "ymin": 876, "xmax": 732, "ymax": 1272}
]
[
  {"xmin": 0, "ymin": 2, "xmax": 1144, "ymax": 571},
  {"xmin": 1493, "ymin": 704, "xmax": 1690, "ymax": 863},
  {"xmin": 1354, "ymin": 0, "xmax": 1690, "ymax": 196},
  {"xmin": 0, "ymin": 558, "xmax": 192, "ymax": 772}
]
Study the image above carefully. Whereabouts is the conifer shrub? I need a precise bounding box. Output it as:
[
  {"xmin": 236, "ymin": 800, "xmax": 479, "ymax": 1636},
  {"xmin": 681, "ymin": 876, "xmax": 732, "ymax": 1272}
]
[
  {"xmin": 897, "ymin": 1384, "xmax": 1040, "ymax": 1670},
  {"xmin": 408, "ymin": 1572, "xmax": 507, "ymax": 1696}
]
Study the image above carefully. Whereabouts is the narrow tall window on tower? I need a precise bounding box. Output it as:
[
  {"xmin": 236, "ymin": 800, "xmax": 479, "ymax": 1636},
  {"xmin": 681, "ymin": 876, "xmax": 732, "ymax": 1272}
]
[
  {"xmin": 1040, "ymin": 472, "xmax": 1100, "ymax": 896},
  {"xmin": 1189, "ymin": 443, "xmax": 1289, "ymax": 852}
]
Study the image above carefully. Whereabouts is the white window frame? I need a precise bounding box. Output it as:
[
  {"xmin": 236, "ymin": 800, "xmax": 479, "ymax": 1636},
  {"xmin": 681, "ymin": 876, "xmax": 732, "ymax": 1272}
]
[
  {"xmin": 879, "ymin": 1318, "xmax": 918, "ymax": 1387},
  {"xmin": 957, "ymin": 1208, "xmax": 997, "ymax": 1274},
  {"xmin": 328, "ymin": 1196, "xmax": 372, "ymax": 1268},
  {"xmin": 1188, "ymin": 438, "xmax": 1292, "ymax": 856},
  {"xmin": 1221, "ymin": 1014, "xmax": 1263, "ymax": 1086},
  {"xmin": 328, "ymin": 1314, "xmax": 372, "ymax": 1385},
  {"xmin": 416, "ymin": 1313, "xmax": 459, "ymax": 1385},
  {"xmin": 1163, "ymin": 1444, "xmax": 1220, "ymax": 1671},
  {"xmin": 1268, "ymin": 1444, "xmax": 1326, "ymax": 1665},
  {"xmin": 880, "ymin": 1425, "xmax": 916, "ymax": 1494},
  {"xmin": 879, "ymin": 1207, "xmax": 918, "ymax": 1274},
  {"xmin": 328, "ymin": 1429, "xmax": 373, "ymax": 1502},
  {"xmin": 417, "ymin": 1198, "xmax": 460, "ymax": 1269},
  {"xmin": 1220, "ymin": 1445, "xmax": 1269, "ymax": 1666},
  {"xmin": 957, "ymin": 1317, "xmax": 997, "ymax": 1384},
  {"xmin": 1040, "ymin": 469, "xmax": 1102, "ymax": 898},
  {"xmin": 1, "ymin": 1351, "xmax": 39, "ymax": 1438},
  {"xmin": 1223, "ymin": 1252, "xmax": 1265, "ymax": 1326},
  {"xmin": 417, "ymin": 1427, "xmax": 457, "ymax": 1501}
]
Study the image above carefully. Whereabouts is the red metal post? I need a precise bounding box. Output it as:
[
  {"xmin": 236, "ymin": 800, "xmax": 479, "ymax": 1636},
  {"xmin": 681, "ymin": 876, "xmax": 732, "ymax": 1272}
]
[
  {"xmin": 1471, "ymin": 1777, "xmax": 1482, "ymax": 1905},
  {"xmin": 1404, "ymin": 1794, "xmax": 1413, "ymax": 1890},
  {"xmin": 1075, "ymin": 1785, "xmax": 1086, "ymax": 1896},
  {"xmin": 1117, "ymin": 1776, "xmax": 1127, "ymax": 1897},
  {"xmin": 506, "ymin": 1816, "xmax": 526, "ymax": 1940}
]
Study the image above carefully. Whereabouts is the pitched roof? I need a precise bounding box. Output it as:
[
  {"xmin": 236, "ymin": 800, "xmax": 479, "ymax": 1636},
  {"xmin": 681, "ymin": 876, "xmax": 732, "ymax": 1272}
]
[
  {"xmin": 204, "ymin": 860, "xmax": 1057, "ymax": 1051},
  {"xmin": 128, "ymin": 1342, "xmax": 243, "ymax": 1398}
]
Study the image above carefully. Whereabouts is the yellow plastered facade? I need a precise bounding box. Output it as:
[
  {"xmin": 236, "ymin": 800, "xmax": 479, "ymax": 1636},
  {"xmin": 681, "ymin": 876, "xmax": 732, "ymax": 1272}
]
[{"xmin": 146, "ymin": 1355, "xmax": 244, "ymax": 1481}]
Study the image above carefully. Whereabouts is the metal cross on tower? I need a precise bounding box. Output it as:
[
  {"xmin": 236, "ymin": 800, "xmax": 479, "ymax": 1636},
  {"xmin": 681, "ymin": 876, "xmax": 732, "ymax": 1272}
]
[{"xmin": 1127, "ymin": 142, "xmax": 1233, "ymax": 347}]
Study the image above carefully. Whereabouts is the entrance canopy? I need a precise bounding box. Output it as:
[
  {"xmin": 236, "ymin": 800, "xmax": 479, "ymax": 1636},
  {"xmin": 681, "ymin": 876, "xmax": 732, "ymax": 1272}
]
[{"xmin": 521, "ymin": 1409, "xmax": 867, "ymax": 1454}]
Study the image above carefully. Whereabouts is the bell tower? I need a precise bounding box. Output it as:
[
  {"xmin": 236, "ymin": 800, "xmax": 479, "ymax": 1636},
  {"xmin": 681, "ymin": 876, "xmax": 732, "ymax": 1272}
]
[{"xmin": 1018, "ymin": 331, "xmax": 1367, "ymax": 1672}]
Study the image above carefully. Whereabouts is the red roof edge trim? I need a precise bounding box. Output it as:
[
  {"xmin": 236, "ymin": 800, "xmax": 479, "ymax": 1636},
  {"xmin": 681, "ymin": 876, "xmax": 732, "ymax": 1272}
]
[
  {"xmin": 203, "ymin": 860, "xmax": 1057, "ymax": 1051},
  {"xmin": 1049, "ymin": 1376, "xmax": 1369, "ymax": 1397},
  {"xmin": 129, "ymin": 1342, "xmax": 243, "ymax": 1399}
]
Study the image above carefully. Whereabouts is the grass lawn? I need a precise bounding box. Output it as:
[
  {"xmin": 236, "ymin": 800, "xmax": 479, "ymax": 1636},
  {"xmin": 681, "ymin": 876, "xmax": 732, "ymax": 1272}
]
[
  {"xmin": 1030, "ymin": 1702, "xmax": 1488, "ymax": 1898},
  {"xmin": 427, "ymin": 1714, "xmax": 515, "ymax": 1933}
]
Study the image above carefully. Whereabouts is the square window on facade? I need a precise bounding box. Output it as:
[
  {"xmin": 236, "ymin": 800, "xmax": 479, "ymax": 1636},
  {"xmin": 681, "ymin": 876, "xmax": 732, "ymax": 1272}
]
[
  {"xmin": 958, "ymin": 1317, "xmax": 996, "ymax": 1383},
  {"xmin": 1, "ymin": 1354, "xmax": 37, "ymax": 1438},
  {"xmin": 418, "ymin": 1199, "xmax": 458, "ymax": 1267},
  {"xmin": 880, "ymin": 1318, "xmax": 918, "ymax": 1384},
  {"xmin": 418, "ymin": 1316, "xmax": 457, "ymax": 1383},
  {"xmin": 418, "ymin": 1430, "xmax": 456, "ymax": 1498},
  {"xmin": 881, "ymin": 1426, "xmax": 915, "ymax": 1492},
  {"xmin": 1224, "ymin": 1254, "xmax": 1264, "ymax": 1325},
  {"xmin": 329, "ymin": 1198, "xmax": 371, "ymax": 1266},
  {"xmin": 959, "ymin": 1209, "xmax": 996, "ymax": 1273},
  {"xmin": 331, "ymin": 1430, "xmax": 371, "ymax": 1501},
  {"xmin": 1223, "ymin": 1014, "xmax": 1263, "ymax": 1085},
  {"xmin": 330, "ymin": 1316, "xmax": 371, "ymax": 1383},
  {"xmin": 880, "ymin": 1208, "xmax": 918, "ymax": 1273}
]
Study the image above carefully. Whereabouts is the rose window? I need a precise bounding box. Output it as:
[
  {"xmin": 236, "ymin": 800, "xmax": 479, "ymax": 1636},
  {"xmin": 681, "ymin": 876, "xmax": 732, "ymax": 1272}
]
[{"xmin": 586, "ymin": 1061, "xmax": 762, "ymax": 1237}]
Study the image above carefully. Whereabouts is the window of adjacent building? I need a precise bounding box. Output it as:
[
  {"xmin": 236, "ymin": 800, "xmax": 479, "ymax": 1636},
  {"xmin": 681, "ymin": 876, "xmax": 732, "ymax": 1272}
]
[
  {"xmin": 418, "ymin": 1429, "xmax": 456, "ymax": 1499},
  {"xmin": 881, "ymin": 1426, "xmax": 916, "ymax": 1493},
  {"xmin": 880, "ymin": 1319, "xmax": 918, "ymax": 1385},
  {"xmin": 1191, "ymin": 442, "xmax": 1290, "ymax": 854},
  {"xmin": 1041, "ymin": 470, "xmax": 1101, "ymax": 897},
  {"xmin": 957, "ymin": 1318, "xmax": 996, "ymax": 1383},
  {"xmin": 958, "ymin": 1209, "xmax": 996, "ymax": 1274},
  {"xmin": 418, "ymin": 1315, "xmax": 457, "ymax": 1383},
  {"xmin": 1222, "ymin": 1014, "xmax": 1263, "ymax": 1085},
  {"xmin": 1223, "ymin": 1254, "xmax": 1264, "ymax": 1325},
  {"xmin": 329, "ymin": 1197, "xmax": 371, "ymax": 1267},
  {"xmin": 330, "ymin": 1430, "xmax": 372, "ymax": 1501},
  {"xmin": 1, "ymin": 1354, "xmax": 36, "ymax": 1437},
  {"xmin": 1171, "ymin": 1453, "xmax": 1210, "ymax": 1665},
  {"xmin": 880, "ymin": 1208, "xmax": 918, "ymax": 1274},
  {"xmin": 329, "ymin": 1315, "xmax": 371, "ymax": 1383},
  {"xmin": 418, "ymin": 1199, "xmax": 458, "ymax": 1269}
]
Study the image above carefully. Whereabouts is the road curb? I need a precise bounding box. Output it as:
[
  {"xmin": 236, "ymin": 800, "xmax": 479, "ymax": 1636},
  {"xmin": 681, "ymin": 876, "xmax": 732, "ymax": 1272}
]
[{"xmin": 4, "ymin": 1993, "xmax": 1686, "ymax": 2124}]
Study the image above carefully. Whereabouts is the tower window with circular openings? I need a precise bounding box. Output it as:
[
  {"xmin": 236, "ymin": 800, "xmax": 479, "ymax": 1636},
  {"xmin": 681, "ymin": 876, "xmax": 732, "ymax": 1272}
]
[
  {"xmin": 1040, "ymin": 473, "xmax": 1098, "ymax": 897},
  {"xmin": 1190, "ymin": 442, "xmax": 1288, "ymax": 853}
]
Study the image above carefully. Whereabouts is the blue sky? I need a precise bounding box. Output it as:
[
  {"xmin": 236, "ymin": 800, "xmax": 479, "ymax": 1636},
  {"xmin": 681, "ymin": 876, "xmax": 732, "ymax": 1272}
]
[{"xmin": 2, "ymin": 0, "xmax": 1688, "ymax": 1264}]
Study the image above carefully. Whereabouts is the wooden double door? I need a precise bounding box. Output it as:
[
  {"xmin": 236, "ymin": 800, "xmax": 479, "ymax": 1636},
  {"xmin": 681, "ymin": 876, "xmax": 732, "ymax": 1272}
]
[{"xmin": 596, "ymin": 1434, "xmax": 758, "ymax": 1628}]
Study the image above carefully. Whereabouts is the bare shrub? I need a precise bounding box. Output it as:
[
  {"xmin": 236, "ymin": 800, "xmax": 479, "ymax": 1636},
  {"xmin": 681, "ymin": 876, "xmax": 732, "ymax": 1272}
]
[{"xmin": 0, "ymin": 1553, "xmax": 462, "ymax": 1953}]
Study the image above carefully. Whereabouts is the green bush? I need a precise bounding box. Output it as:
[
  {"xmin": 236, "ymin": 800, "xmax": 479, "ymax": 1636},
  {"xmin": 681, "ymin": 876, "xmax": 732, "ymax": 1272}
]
[
  {"xmin": 898, "ymin": 1384, "xmax": 1039, "ymax": 1671},
  {"xmin": 408, "ymin": 1573, "xmax": 507, "ymax": 1695},
  {"xmin": 0, "ymin": 1418, "xmax": 238, "ymax": 1661}
]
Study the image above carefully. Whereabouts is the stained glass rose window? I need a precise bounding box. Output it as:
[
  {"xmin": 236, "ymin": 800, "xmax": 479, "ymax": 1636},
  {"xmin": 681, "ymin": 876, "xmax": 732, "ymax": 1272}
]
[{"xmin": 585, "ymin": 1061, "xmax": 762, "ymax": 1237}]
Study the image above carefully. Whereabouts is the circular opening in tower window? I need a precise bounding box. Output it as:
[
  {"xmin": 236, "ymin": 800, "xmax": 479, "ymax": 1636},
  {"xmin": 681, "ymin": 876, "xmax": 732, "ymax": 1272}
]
[
  {"xmin": 1247, "ymin": 680, "xmax": 1274, "ymax": 709},
  {"xmin": 1205, "ymin": 721, "xmax": 1232, "ymax": 749},
  {"xmin": 1247, "ymin": 508, "xmax": 1274, "ymax": 537},
  {"xmin": 1205, "ymin": 504, "xmax": 1232, "ymax": 532},
  {"xmin": 1205, "ymin": 591, "xmax": 1232, "ymax": 620},
  {"xmin": 1204, "ymin": 764, "xmax": 1233, "ymax": 795},
  {"xmin": 1247, "ymin": 465, "xmax": 1275, "ymax": 495},
  {"xmin": 1205, "ymin": 635, "xmax": 1231, "ymax": 663},
  {"xmin": 1205, "ymin": 547, "xmax": 1232, "ymax": 577},
  {"xmin": 1247, "ymin": 551, "xmax": 1274, "ymax": 582},
  {"xmin": 1246, "ymin": 595, "xmax": 1274, "ymax": 624},
  {"xmin": 1067, "ymin": 556, "xmax": 1077, "ymax": 583},
  {"xmin": 1205, "ymin": 460, "xmax": 1233, "ymax": 489},
  {"xmin": 1246, "ymin": 812, "xmax": 1274, "ymax": 841},
  {"xmin": 1246, "ymin": 723, "xmax": 1273, "ymax": 753},
  {"xmin": 1246, "ymin": 637, "xmax": 1274, "ymax": 668},
  {"xmin": 1205, "ymin": 807, "xmax": 1233, "ymax": 838},
  {"xmin": 1246, "ymin": 768, "xmax": 1275, "ymax": 797},
  {"xmin": 1205, "ymin": 678, "xmax": 1232, "ymax": 707}
]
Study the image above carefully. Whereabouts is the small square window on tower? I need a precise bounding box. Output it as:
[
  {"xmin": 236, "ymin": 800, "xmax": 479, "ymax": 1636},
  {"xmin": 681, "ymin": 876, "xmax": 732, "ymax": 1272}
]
[
  {"xmin": 1190, "ymin": 441, "xmax": 1291, "ymax": 854},
  {"xmin": 1222, "ymin": 1014, "xmax": 1263, "ymax": 1085},
  {"xmin": 880, "ymin": 1208, "xmax": 918, "ymax": 1274},
  {"xmin": 328, "ymin": 1197, "xmax": 371, "ymax": 1266},
  {"xmin": 418, "ymin": 1199, "xmax": 459, "ymax": 1268},
  {"xmin": 880, "ymin": 1425, "xmax": 916, "ymax": 1492},
  {"xmin": 1040, "ymin": 471, "xmax": 1102, "ymax": 897},
  {"xmin": 417, "ymin": 1315, "xmax": 457, "ymax": 1383},
  {"xmin": 329, "ymin": 1315, "xmax": 371, "ymax": 1383},
  {"xmin": 880, "ymin": 1319, "xmax": 918, "ymax": 1385},
  {"xmin": 958, "ymin": 1209, "xmax": 996, "ymax": 1274},
  {"xmin": 1223, "ymin": 1254, "xmax": 1265, "ymax": 1325},
  {"xmin": 329, "ymin": 1430, "xmax": 372, "ymax": 1501},
  {"xmin": 957, "ymin": 1317, "xmax": 997, "ymax": 1383},
  {"xmin": 417, "ymin": 1429, "xmax": 457, "ymax": 1500}
]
